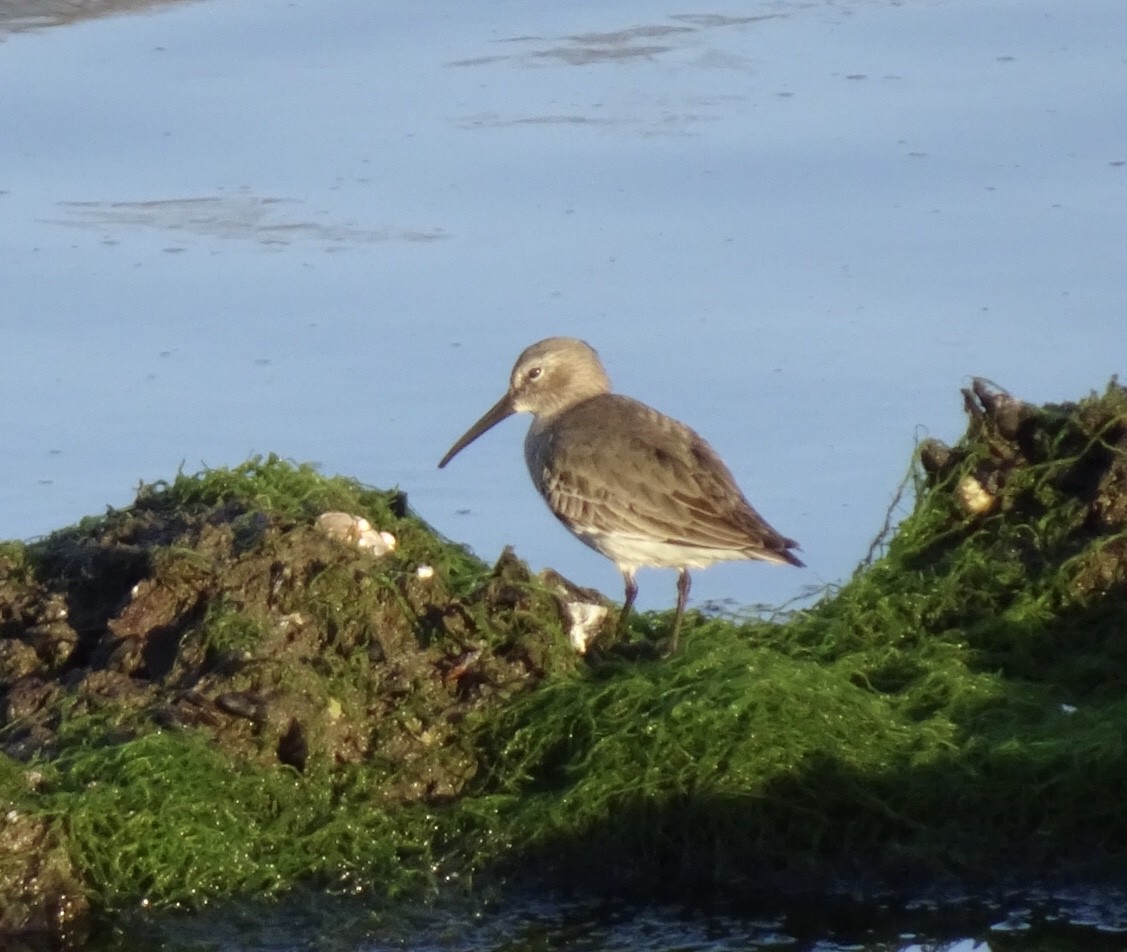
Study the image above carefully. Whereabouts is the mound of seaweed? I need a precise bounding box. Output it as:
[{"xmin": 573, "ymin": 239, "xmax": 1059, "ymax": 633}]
[
  {"xmin": 450, "ymin": 379, "xmax": 1127, "ymax": 894},
  {"xmin": 0, "ymin": 456, "xmax": 581, "ymax": 942},
  {"xmin": 1, "ymin": 380, "xmax": 1125, "ymax": 944}
]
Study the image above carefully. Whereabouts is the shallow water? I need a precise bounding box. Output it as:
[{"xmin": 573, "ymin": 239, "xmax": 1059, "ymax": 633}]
[
  {"xmin": 74, "ymin": 885, "xmax": 1127, "ymax": 952},
  {"xmin": 2, "ymin": 0, "xmax": 1124, "ymax": 615}
]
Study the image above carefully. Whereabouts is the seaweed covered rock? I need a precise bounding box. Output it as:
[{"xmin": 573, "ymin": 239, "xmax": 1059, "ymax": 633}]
[
  {"xmin": 0, "ymin": 792, "xmax": 88, "ymax": 945},
  {"xmin": 452, "ymin": 380, "xmax": 1127, "ymax": 896},
  {"xmin": 3, "ymin": 381, "xmax": 1127, "ymax": 943},
  {"xmin": 0, "ymin": 456, "xmax": 581, "ymax": 940},
  {"xmin": 919, "ymin": 378, "xmax": 1127, "ymax": 609}
]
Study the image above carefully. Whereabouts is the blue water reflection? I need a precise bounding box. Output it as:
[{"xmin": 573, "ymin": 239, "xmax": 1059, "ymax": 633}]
[{"xmin": 1, "ymin": 0, "xmax": 1123, "ymax": 616}]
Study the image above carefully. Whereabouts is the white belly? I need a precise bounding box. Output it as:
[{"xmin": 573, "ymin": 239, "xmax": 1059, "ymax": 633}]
[{"xmin": 572, "ymin": 527, "xmax": 750, "ymax": 573}]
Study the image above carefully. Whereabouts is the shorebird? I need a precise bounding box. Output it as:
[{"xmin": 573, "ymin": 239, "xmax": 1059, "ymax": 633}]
[{"xmin": 438, "ymin": 337, "xmax": 803, "ymax": 652}]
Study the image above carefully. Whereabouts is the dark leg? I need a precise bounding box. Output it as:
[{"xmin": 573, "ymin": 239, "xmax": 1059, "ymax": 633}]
[
  {"xmin": 665, "ymin": 569, "xmax": 691, "ymax": 655},
  {"xmin": 617, "ymin": 570, "xmax": 638, "ymax": 635}
]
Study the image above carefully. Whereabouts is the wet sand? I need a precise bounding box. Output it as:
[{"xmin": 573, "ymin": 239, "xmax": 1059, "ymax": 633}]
[{"xmin": 0, "ymin": 0, "xmax": 192, "ymax": 37}]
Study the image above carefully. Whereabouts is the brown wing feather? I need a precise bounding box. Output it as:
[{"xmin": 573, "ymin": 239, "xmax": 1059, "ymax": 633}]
[{"xmin": 533, "ymin": 394, "xmax": 802, "ymax": 565}]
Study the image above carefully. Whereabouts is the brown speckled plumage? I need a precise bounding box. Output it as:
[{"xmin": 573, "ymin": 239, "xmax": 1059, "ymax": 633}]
[{"xmin": 439, "ymin": 337, "xmax": 802, "ymax": 652}]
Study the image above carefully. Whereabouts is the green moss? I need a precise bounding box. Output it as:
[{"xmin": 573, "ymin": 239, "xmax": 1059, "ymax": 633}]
[
  {"xmin": 438, "ymin": 381, "xmax": 1127, "ymax": 887},
  {"xmin": 137, "ymin": 455, "xmax": 399, "ymax": 523},
  {"xmin": 0, "ymin": 540, "xmax": 28, "ymax": 572},
  {"xmin": 137, "ymin": 455, "xmax": 489, "ymax": 592},
  {"xmin": 198, "ymin": 601, "xmax": 270, "ymax": 670},
  {"xmin": 37, "ymin": 731, "xmax": 432, "ymax": 908},
  {"xmin": 0, "ymin": 456, "xmax": 576, "ymax": 921},
  {"xmin": 0, "ymin": 750, "xmax": 31, "ymax": 806}
]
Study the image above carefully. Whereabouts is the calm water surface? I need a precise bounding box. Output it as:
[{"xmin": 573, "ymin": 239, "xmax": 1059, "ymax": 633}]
[
  {"xmin": 2, "ymin": 0, "xmax": 1123, "ymax": 613},
  {"xmin": 2, "ymin": 0, "xmax": 1126, "ymax": 947}
]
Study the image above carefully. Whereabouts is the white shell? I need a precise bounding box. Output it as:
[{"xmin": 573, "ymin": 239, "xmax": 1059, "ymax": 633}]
[
  {"xmin": 316, "ymin": 511, "xmax": 396, "ymax": 555},
  {"xmin": 956, "ymin": 475, "xmax": 995, "ymax": 516},
  {"xmin": 563, "ymin": 600, "xmax": 607, "ymax": 654}
]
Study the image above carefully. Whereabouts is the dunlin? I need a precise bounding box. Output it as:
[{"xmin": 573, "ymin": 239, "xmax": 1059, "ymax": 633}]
[{"xmin": 438, "ymin": 337, "xmax": 803, "ymax": 652}]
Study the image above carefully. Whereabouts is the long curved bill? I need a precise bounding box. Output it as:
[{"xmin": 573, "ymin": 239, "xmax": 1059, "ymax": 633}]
[{"xmin": 438, "ymin": 392, "xmax": 517, "ymax": 468}]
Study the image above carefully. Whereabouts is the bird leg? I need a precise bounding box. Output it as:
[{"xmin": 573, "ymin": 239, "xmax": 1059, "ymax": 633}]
[
  {"xmin": 616, "ymin": 570, "xmax": 638, "ymax": 635},
  {"xmin": 665, "ymin": 569, "xmax": 692, "ymax": 655}
]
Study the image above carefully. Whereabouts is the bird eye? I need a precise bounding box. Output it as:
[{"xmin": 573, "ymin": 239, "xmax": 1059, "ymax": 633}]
[{"xmin": 527, "ymin": 367, "xmax": 543, "ymax": 382}]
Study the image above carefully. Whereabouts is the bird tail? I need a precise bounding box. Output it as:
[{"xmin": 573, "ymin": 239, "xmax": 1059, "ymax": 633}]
[{"xmin": 754, "ymin": 535, "xmax": 805, "ymax": 568}]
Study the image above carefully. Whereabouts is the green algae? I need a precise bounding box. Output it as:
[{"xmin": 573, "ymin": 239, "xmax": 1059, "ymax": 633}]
[
  {"xmin": 2, "ymin": 384, "xmax": 1127, "ymax": 939},
  {"xmin": 0, "ymin": 455, "xmax": 579, "ymax": 929},
  {"xmin": 444, "ymin": 380, "xmax": 1127, "ymax": 890},
  {"xmin": 38, "ymin": 731, "xmax": 434, "ymax": 909}
]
